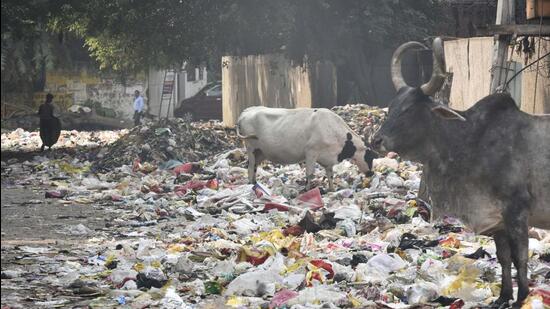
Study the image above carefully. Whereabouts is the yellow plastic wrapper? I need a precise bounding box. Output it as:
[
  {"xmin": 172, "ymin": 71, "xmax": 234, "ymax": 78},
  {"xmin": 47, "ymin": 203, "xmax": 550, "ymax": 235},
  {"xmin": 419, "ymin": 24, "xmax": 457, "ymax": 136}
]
[
  {"xmin": 81, "ymin": 269, "xmax": 112, "ymax": 280},
  {"xmin": 151, "ymin": 260, "xmax": 162, "ymax": 268},
  {"xmin": 133, "ymin": 262, "xmax": 145, "ymax": 272},
  {"xmin": 251, "ymin": 229, "xmax": 285, "ymax": 245},
  {"xmin": 58, "ymin": 161, "xmax": 89, "ymax": 174},
  {"xmin": 167, "ymin": 244, "xmax": 187, "ymax": 253},
  {"xmin": 521, "ymin": 295, "xmax": 544, "ymax": 309},
  {"xmin": 104, "ymin": 254, "xmax": 117, "ymax": 269},
  {"xmin": 283, "ymin": 259, "xmax": 309, "ymax": 275},
  {"xmin": 226, "ymin": 296, "xmax": 246, "ymax": 307},
  {"xmin": 348, "ymin": 294, "xmax": 363, "ymax": 308},
  {"xmin": 443, "ymin": 265, "xmax": 480, "ymax": 295}
]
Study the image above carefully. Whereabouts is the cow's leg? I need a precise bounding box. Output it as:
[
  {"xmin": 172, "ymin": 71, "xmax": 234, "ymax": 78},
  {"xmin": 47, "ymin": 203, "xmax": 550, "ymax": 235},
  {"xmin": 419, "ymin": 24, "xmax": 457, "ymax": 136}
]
[
  {"xmin": 305, "ymin": 153, "xmax": 317, "ymax": 190},
  {"xmin": 507, "ymin": 210, "xmax": 530, "ymax": 306},
  {"xmin": 253, "ymin": 150, "xmax": 264, "ymax": 180},
  {"xmin": 492, "ymin": 230, "xmax": 513, "ymax": 307},
  {"xmin": 324, "ymin": 166, "xmax": 334, "ymax": 191},
  {"xmin": 247, "ymin": 148, "xmax": 257, "ymax": 184}
]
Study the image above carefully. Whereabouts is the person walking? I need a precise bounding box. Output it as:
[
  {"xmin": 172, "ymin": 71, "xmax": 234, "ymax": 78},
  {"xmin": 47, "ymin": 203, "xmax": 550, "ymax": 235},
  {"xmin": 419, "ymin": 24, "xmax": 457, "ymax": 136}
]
[
  {"xmin": 37, "ymin": 93, "xmax": 61, "ymax": 151},
  {"xmin": 133, "ymin": 90, "xmax": 144, "ymax": 126}
]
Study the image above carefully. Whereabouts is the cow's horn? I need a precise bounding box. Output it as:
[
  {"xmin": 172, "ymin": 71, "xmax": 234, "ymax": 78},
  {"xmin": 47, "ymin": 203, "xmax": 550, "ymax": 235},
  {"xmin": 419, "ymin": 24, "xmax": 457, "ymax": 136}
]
[
  {"xmin": 420, "ymin": 37, "xmax": 446, "ymax": 96},
  {"xmin": 391, "ymin": 41, "xmax": 429, "ymax": 91}
]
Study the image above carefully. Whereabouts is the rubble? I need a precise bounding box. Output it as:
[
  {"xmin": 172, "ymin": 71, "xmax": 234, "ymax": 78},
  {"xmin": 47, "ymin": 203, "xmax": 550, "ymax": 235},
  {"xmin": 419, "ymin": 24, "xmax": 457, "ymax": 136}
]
[
  {"xmin": 331, "ymin": 104, "xmax": 387, "ymax": 141},
  {"xmin": 92, "ymin": 119, "xmax": 240, "ymax": 171},
  {"xmin": 1, "ymin": 105, "xmax": 549, "ymax": 308},
  {"xmin": 1, "ymin": 128, "xmax": 126, "ymax": 153}
]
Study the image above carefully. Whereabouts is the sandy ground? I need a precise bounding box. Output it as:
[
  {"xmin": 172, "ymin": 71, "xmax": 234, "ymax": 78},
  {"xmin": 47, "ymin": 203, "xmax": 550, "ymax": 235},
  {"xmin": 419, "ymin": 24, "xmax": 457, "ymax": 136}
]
[{"xmin": 1, "ymin": 149, "xmax": 106, "ymax": 308}]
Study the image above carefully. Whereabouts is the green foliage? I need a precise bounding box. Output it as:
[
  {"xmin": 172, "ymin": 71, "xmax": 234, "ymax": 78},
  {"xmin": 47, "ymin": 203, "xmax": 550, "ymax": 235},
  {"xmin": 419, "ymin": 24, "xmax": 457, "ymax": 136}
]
[
  {"xmin": 3, "ymin": 0, "xmax": 452, "ymax": 102},
  {"xmin": 53, "ymin": 0, "xmax": 449, "ymax": 71},
  {"xmin": 0, "ymin": 0, "xmax": 87, "ymax": 94}
]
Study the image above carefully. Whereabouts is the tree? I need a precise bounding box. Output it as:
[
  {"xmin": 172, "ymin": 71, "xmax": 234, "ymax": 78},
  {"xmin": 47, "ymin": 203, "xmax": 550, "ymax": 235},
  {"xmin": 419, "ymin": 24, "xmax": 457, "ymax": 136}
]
[
  {"xmin": 6, "ymin": 0, "xmax": 450, "ymax": 105},
  {"xmin": 1, "ymin": 0, "xmax": 92, "ymax": 106},
  {"xmin": 54, "ymin": 0, "xmax": 451, "ymax": 104}
]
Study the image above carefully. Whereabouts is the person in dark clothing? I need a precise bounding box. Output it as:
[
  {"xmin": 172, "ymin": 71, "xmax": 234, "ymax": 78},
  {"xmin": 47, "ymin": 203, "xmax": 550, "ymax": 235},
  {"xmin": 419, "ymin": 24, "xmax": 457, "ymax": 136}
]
[{"xmin": 38, "ymin": 93, "xmax": 61, "ymax": 151}]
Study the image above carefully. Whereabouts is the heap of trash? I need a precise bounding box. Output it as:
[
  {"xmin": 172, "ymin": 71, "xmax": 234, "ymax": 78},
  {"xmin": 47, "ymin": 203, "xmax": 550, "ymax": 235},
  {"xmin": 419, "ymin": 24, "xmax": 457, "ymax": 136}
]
[
  {"xmin": 331, "ymin": 104, "xmax": 387, "ymax": 141},
  {"xmin": 92, "ymin": 119, "xmax": 240, "ymax": 171},
  {"xmin": 1, "ymin": 105, "xmax": 549, "ymax": 309},
  {"xmin": 1, "ymin": 128, "xmax": 127, "ymax": 153}
]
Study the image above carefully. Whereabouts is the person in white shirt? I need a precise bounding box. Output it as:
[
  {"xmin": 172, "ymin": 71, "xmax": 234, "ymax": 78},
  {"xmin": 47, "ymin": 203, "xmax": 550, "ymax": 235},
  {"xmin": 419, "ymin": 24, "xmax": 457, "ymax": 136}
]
[{"xmin": 133, "ymin": 90, "xmax": 144, "ymax": 126}]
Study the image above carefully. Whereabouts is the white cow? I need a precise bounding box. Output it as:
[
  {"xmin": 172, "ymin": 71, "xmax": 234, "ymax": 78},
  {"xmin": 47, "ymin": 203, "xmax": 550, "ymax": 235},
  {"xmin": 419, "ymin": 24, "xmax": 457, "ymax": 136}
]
[{"xmin": 236, "ymin": 106, "xmax": 377, "ymax": 191}]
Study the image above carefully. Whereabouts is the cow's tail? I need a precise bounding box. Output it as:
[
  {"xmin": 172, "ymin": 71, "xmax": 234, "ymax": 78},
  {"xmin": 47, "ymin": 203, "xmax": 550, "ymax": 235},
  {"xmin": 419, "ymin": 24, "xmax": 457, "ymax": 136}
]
[{"xmin": 236, "ymin": 121, "xmax": 257, "ymax": 139}]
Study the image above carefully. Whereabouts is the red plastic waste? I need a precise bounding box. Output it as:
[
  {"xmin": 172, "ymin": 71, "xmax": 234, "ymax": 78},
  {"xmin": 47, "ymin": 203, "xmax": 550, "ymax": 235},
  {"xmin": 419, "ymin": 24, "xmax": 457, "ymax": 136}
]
[
  {"xmin": 531, "ymin": 288, "xmax": 550, "ymax": 306},
  {"xmin": 283, "ymin": 225, "xmax": 305, "ymax": 236},
  {"xmin": 253, "ymin": 183, "xmax": 271, "ymax": 198},
  {"xmin": 309, "ymin": 259, "xmax": 334, "ymax": 279},
  {"xmin": 263, "ymin": 202, "xmax": 290, "ymax": 212},
  {"xmin": 296, "ymin": 187, "xmax": 324, "ymax": 210},
  {"xmin": 270, "ymin": 289, "xmax": 299, "ymax": 308},
  {"xmin": 132, "ymin": 158, "xmax": 141, "ymax": 172},
  {"xmin": 206, "ymin": 179, "xmax": 218, "ymax": 190},
  {"xmin": 173, "ymin": 163, "xmax": 195, "ymax": 176},
  {"xmin": 110, "ymin": 194, "xmax": 123, "ymax": 201},
  {"xmin": 174, "ymin": 179, "xmax": 217, "ymax": 195},
  {"xmin": 449, "ymin": 299, "xmax": 465, "ymax": 309}
]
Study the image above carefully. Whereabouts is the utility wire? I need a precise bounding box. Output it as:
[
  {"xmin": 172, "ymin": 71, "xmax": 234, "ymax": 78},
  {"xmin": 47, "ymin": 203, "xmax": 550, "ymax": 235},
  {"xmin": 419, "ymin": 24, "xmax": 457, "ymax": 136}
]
[{"xmin": 504, "ymin": 50, "xmax": 550, "ymax": 89}]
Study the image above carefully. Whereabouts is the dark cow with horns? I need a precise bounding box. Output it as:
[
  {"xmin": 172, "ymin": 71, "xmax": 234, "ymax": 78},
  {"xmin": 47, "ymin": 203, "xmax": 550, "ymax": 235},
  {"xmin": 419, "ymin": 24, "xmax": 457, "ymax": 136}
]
[{"xmin": 372, "ymin": 37, "xmax": 550, "ymax": 307}]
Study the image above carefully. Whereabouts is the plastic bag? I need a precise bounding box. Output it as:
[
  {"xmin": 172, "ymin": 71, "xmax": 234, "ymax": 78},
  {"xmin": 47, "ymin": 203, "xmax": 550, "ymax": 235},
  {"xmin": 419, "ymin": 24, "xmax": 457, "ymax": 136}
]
[
  {"xmin": 296, "ymin": 187, "xmax": 324, "ymax": 210},
  {"xmin": 285, "ymin": 286, "xmax": 347, "ymax": 306},
  {"xmin": 223, "ymin": 268, "xmax": 282, "ymax": 297},
  {"xmin": 270, "ymin": 289, "xmax": 299, "ymax": 308},
  {"xmin": 406, "ymin": 281, "xmax": 439, "ymax": 304},
  {"xmin": 336, "ymin": 219, "xmax": 357, "ymax": 237}
]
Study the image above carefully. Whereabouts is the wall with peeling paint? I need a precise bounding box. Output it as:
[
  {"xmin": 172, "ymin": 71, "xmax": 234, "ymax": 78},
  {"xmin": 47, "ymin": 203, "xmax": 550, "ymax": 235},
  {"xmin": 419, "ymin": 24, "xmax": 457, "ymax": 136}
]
[
  {"xmin": 222, "ymin": 54, "xmax": 337, "ymax": 127},
  {"xmin": 33, "ymin": 67, "xmax": 147, "ymax": 120}
]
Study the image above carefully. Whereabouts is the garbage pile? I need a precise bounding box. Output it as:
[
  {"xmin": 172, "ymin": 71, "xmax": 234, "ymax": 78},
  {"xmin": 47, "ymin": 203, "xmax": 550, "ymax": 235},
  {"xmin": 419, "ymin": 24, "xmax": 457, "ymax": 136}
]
[
  {"xmin": 1, "ymin": 128, "xmax": 127, "ymax": 153},
  {"xmin": 92, "ymin": 119, "xmax": 240, "ymax": 171},
  {"xmin": 1, "ymin": 106, "xmax": 550, "ymax": 309},
  {"xmin": 331, "ymin": 104, "xmax": 387, "ymax": 141}
]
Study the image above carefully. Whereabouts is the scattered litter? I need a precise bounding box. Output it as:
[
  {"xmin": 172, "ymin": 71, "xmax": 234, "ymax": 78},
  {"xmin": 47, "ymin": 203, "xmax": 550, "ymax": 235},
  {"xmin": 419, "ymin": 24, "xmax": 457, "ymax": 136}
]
[{"xmin": 1, "ymin": 105, "xmax": 549, "ymax": 308}]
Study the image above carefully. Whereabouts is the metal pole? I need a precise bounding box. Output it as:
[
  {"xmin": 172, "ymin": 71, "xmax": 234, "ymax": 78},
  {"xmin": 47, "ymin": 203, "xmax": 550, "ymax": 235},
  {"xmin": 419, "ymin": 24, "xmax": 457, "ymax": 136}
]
[
  {"xmin": 166, "ymin": 70, "xmax": 174, "ymax": 119},
  {"xmin": 490, "ymin": 0, "xmax": 515, "ymax": 93},
  {"xmin": 158, "ymin": 70, "xmax": 167, "ymax": 121}
]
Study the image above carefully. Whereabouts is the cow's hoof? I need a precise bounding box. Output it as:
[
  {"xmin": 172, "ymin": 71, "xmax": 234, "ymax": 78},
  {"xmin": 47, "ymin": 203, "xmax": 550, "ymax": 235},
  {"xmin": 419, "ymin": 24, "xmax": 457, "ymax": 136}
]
[
  {"xmin": 511, "ymin": 301, "xmax": 524, "ymax": 309},
  {"xmin": 489, "ymin": 298, "xmax": 512, "ymax": 309}
]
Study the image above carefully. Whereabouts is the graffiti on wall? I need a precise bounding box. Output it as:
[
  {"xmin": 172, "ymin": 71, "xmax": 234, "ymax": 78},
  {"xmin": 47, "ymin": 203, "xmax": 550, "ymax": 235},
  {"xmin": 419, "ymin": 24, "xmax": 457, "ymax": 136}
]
[
  {"xmin": 32, "ymin": 92, "xmax": 74, "ymax": 110},
  {"xmin": 32, "ymin": 69, "xmax": 146, "ymax": 119}
]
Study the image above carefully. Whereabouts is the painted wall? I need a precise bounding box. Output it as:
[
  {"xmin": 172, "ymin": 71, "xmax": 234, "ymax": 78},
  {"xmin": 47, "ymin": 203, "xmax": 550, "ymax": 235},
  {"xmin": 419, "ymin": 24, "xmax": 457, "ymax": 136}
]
[
  {"xmin": 222, "ymin": 54, "xmax": 336, "ymax": 127},
  {"xmin": 34, "ymin": 67, "xmax": 146, "ymax": 119},
  {"xmin": 444, "ymin": 37, "xmax": 550, "ymax": 114}
]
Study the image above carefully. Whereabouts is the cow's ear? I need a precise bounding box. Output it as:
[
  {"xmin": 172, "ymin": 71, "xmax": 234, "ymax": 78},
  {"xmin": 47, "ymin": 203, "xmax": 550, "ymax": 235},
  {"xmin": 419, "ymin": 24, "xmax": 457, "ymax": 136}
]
[{"xmin": 430, "ymin": 104, "xmax": 466, "ymax": 121}]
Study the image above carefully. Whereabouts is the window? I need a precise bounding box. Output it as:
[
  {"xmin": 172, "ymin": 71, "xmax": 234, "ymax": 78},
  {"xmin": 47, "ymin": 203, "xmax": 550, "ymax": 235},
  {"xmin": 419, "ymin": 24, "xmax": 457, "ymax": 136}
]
[
  {"xmin": 198, "ymin": 67, "xmax": 204, "ymax": 80},
  {"xmin": 205, "ymin": 85, "xmax": 222, "ymax": 97},
  {"xmin": 187, "ymin": 68, "xmax": 196, "ymax": 82}
]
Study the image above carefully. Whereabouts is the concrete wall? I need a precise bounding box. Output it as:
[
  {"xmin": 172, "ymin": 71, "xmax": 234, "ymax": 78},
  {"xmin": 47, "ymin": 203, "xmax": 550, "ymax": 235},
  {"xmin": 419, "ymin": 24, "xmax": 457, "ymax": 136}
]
[
  {"xmin": 35, "ymin": 67, "xmax": 146, "ymax": 120},
  {"xmin": 181, "ymin": 67, "xmax": 208, "ymax": 104},
  {"xmin": 444, "ymin": 37, "xmax": 550, "ymax": 114},
  {"xmin": 148, "ymin": 67, "xmax": 208, "ymax": 118},
  {"xmin": 222, "ymin": 54, "xmax": 336, "ymax": 127}
]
